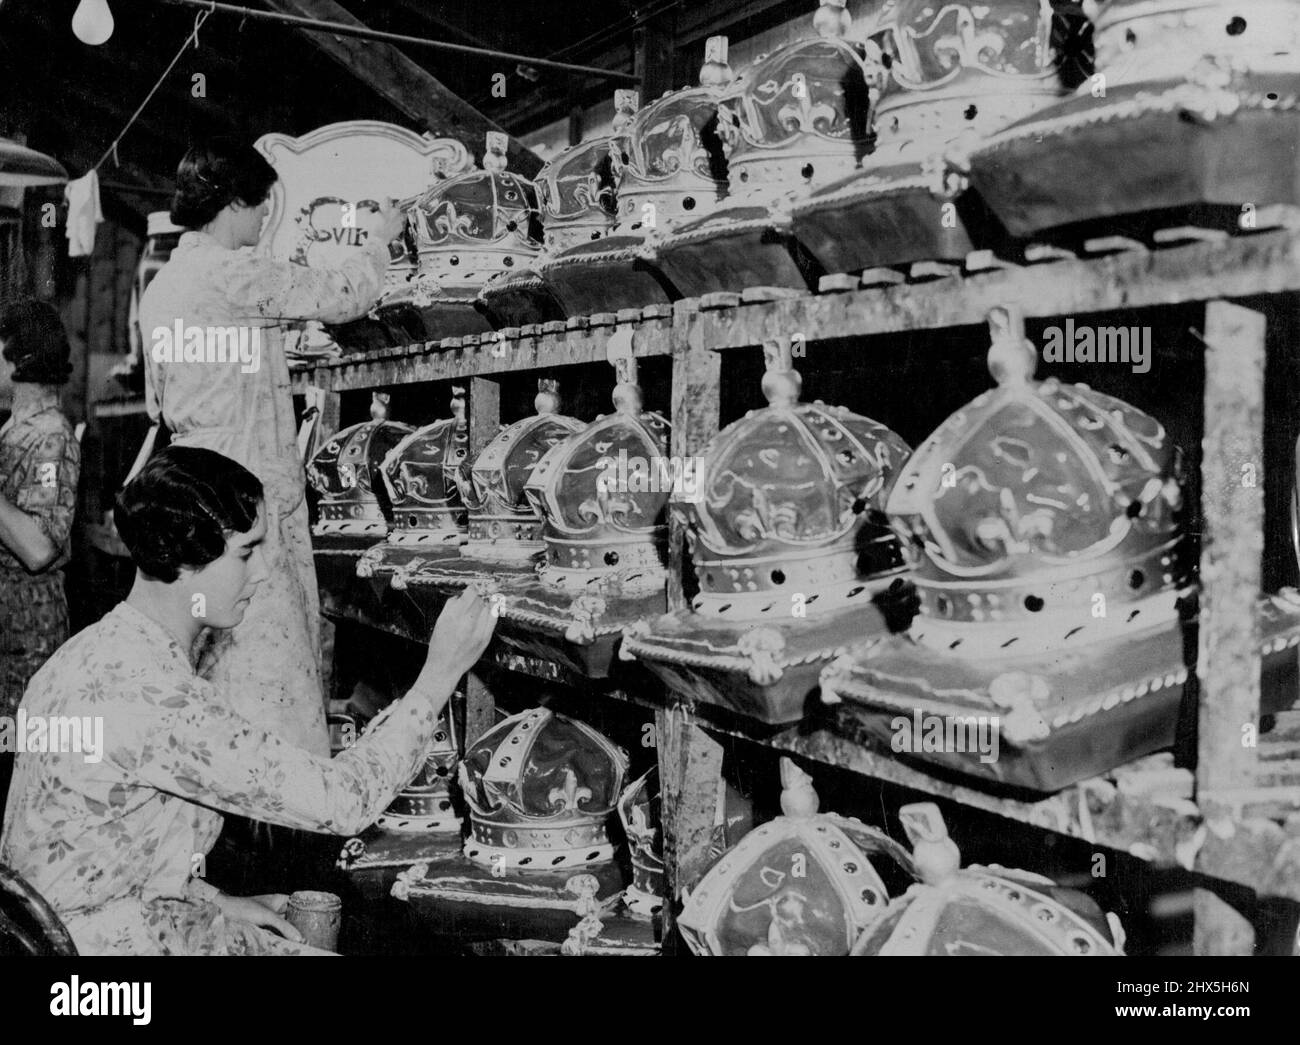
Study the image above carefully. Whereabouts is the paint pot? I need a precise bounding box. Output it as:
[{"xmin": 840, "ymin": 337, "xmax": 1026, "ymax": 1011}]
[{"xmin": 286, "ymin": 890, "xmax": 342, "ymax": 952}]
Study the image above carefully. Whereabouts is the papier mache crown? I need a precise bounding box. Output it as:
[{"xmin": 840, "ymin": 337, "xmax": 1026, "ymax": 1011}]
[
  {"xmin": 523, "ymin": 341, "xmax": 672, "ymax": 594},
  {"xmin": 616, "ymin": 766, "xmax": 754, "ymax": 920},
  {"xmin": 680, "ymin": 336, "xmax": 911, "ymax": 608},
  {"xmin": 678, "ymin": 758, "xmax": 917, "ymax": 956},
  {"xmin": 791, "ymin": 0, "xmax": 1069, "ymax": 273},
  {"xmin": 534, "ymin": 96, "xmax": 635, "ymax": 252},
  {"xmin": 620, "ymin": 336, "xmax": 911, "ymax": 724},
  {"xmin": 457, "ymin": 706, "xmax": 629, "ymax": 871},
  {"xmin": 885, "ymin": 305, "xmax": 1185, "ymax": 651},
  {"xmin": 454, "ymin": 379, "xmax": 585, "ymax": 561},
  {"xmin": 378, "ymin": 707, "xmax": 461, "ymax": 834},
  {"xmin": 616, "ymin": 767, "xmax": 664, "ymax": 918},
  {"xmin": 386, "ymin": 132, "xmax": 544, "ymax": 331},
  {"xmin": 814, "ymin": 307, "xmax": 1300, "ymax": 790},
  {"xmin": 378, "ymin": 387, "xmax": 470, "ymax": 545},
  {"xmin": 720, "ymin": 0, "xmax": 880, "ymax": 194},
  {"xmin": 851, "ymin": 803, "xmax": 1124, "ymax": 955},
  {"xmin": 477, "ymin": 94, "xmax": 640, "ymax": 327},
  {"xmin": 538, "ymin": 42, "xmax": 733, "ymax": 314},
  {"xmin": 307, "ymin": 393, "xmax": 415, "ymax": 537},
  {"xmin": 1085, "ymin": 0, "xmax": 1300, "ymax": 91},
  {"xmin": 968, "ymin": 0, "xmax": 1300, "ymax": 239},
  {"xmin": 648, "ymin": 1, "xmax": 886, "ymax": 296},
  {"xmin": 609, "ymin": 39, "xmax": 733, "ymax": 234}
]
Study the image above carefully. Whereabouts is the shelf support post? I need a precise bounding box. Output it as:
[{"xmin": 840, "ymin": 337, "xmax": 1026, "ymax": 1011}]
[
  {"xmin": 1193, "ymin": 299, "xmax": 1268, "ymax": 954},
  {"xmin": 667, "ymin": 300, "xmax": 716, "ymax": 612},
  {"xmin": 656, "ymin": 704, "xmax": 723, "ymax": 954}
]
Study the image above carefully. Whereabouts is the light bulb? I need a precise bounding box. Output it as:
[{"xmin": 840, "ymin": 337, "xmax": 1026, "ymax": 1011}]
[{"xmin": 72, "ymin": 0, "xmax": 114, "ymax": 46}]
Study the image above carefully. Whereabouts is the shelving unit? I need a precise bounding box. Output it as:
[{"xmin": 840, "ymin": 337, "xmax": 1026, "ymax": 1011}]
[{"xmin": 296, "ymin": 222, "xmax": 1300, "ymax": 955}]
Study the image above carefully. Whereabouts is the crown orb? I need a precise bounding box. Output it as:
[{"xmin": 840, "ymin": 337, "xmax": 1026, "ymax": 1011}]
[
  {"xmin": 988, "ymin": 333, "xmax": 1038, "ymax": 386},
  {"xmin": 760, "ymin": 368, "xmax": 802, "ymax": 406},
  {"xmin": 813, "ymin": 0, "xmax": 851, "ymax": 38}
]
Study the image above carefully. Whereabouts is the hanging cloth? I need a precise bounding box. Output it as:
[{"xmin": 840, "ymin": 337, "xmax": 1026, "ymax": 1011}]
[{"xmin": 64, "ymin": 170, "xmax": 103, "ymax": 257}]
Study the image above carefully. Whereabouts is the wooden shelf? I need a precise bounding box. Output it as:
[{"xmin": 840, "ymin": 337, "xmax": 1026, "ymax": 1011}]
[
  {"xmin": 291, "ymin": 226, "xmax": 1300, "ymax": 396},
  {"xmin": 299, "ymin": 220, "xmax": 1300, "ymax": 953}
]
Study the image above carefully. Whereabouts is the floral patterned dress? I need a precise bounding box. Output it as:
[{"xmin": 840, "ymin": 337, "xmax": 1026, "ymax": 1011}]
[
  {"xmin": 0, "ymin": 396, "xmax": 80, "ymax": 717},
  {"xmin": 0, "ymin": 601, "xmax": 435, "ymax": 955},
  {"xmin": 138, "ymin": 231, "xmax": 389, "ymax": 756}
]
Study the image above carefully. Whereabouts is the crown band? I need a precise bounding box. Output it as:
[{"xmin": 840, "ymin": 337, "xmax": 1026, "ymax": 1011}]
[{"xmin": 464, "ymin": 818, "xmax": 614, "ymax": 870}]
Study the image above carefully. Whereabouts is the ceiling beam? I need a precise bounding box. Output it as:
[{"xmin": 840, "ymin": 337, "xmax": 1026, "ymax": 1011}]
[
  {"xmin": 674, "ymin": 0, "xmax": 799, "ymax": 44},
  {"xmin": 381, "ymin": 0, "xmax": 534, "ymax": 56},
  {"xmin": 252, "ymin": 0, "xmax": 543, "ymax": 174}
]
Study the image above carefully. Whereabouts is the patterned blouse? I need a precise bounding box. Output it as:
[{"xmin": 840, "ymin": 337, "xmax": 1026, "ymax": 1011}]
[
  {"xmin": 0, "ymin": 397, "xmax": 80, "ymax": 718},
  {"xmin": 0, "ymin": 601, "xmax": 435, "ymax": 955}
]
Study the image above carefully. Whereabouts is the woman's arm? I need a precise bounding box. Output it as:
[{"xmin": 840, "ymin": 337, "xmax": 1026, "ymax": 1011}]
[
  {"xmin": 0, "ymin": 493, "xmax": 58, "ymax": 571},
  {"xmin": 0, "ymin": 425, "xmax": 80, "ymax": 573},
  {"xmin": 223, "ymin": 242, "xmax": 393, "ymax": 326},
  {"xmin": 223, "ymin": 204, "xmax": 407, "ymax": 326},
  {"xmin": 122, "ymin": 591, "xmax": 495, "ymax": 837}
]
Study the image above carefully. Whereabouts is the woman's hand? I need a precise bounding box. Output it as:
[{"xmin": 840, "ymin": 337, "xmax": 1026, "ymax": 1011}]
[
  {"xmin": 425, "ymin": 589, "xmax": 497, "ymax": 681},
  {"xmin": 372, "ymin": 199, "xmax": 408, "ymax": 247},
  {"xmin": 214, "ymin": 892, "xmax": 305, "ymax": 943}
]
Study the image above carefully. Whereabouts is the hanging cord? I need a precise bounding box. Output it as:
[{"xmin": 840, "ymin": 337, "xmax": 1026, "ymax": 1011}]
[{"xmin": 92, "ymin": 9, "xmax": 211, "ymax": 172}]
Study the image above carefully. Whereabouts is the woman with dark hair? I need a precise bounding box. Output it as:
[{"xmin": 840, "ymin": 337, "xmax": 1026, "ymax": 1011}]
[
  {"xmin": 137, "ymin": 138, "xmax": 405, "ymax": 756},
  {"xmin": 0, "ymin": 446, "xmax": 495, "ymax": 955},
  {"xmin": 0, "ymin": 300, "xmax": 80, "ymax": 797}
]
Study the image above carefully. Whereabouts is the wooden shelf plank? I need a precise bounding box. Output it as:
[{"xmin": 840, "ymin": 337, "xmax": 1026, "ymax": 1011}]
[
  {"xmin": 291, "ymin": 318, "xmax": 674, "ymax": 393},
  {"xmin": 698, "ymin": 227, "xmax": 1300, "ymax": 350},
  {"xmin": 291, "ymin": 227, "xmax": 1300, "ymax": 394}
]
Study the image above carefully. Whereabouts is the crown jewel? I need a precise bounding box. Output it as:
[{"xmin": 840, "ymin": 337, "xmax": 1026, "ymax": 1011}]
[
  {"xmin": 378, "ymin": 387, "xmax": 470, "ymax": 544},
  {"xmin": 457, "ymin": 707, "xmax": 629, "ymax": 870},
  {"xmin": 885, "ymin": 307, "xmax": 1184, "ymax": 653},
  {"xmin": 307, "ymin": 393, "xmax": 415, "ymax": 537}
]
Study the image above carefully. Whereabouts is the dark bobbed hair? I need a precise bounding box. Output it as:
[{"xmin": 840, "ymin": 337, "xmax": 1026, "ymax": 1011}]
[
  {"xmin": 170, "ymin": 137, "xmax": 278, "ymax": 229},
  {"xmin": 0, "ymin": 299, "xmax": 73, "ymax": 385},
  {"xmin": 114, "ymin": 446, "xmax": 263, "ymax": 583}
]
